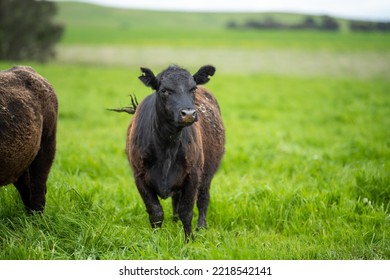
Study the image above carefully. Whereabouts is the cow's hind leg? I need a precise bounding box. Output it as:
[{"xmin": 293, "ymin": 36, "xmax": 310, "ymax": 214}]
[
  {"xmin": 196, "ymin": 180, "xmax": 211, "ymax": 229},
  {"xmin": 179, "ymin": 179, "xmax": 199, "ymax": 241},
  {"xmin": 14, "ymin": 171, "xmax": 32, "ymax": 211},
  {"xmin": 28, "ymin": 130, "xmax": 56, "ymax": 212},
  {"xmin": 14, "ymin": 133, "xmax": 55, "ymax": 213},
  {"xmin": 172, "ymin": 192, "xmax": 181, "ymax": 222},
  {"xmin": 14, "ymin": 151, "xmax": 51, "ymax": 213}
]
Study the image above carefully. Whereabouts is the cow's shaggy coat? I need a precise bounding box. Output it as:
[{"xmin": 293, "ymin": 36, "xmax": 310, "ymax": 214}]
[
  {"xmin": 0, "ymin": 66, "xmax": 58, "ymax": 212},
  {"xmin": 124, "ymin": 65, "xmax": 224, "ymax": 240}
]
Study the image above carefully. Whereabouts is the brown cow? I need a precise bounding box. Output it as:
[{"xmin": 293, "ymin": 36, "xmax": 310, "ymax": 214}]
[
  {"xmin": 118, "ymin": 65, "xmax": 225, "ymax": 241},
  {"xmin": 0, "ymin": 66, "xmax": 58, "ymax": 212}
]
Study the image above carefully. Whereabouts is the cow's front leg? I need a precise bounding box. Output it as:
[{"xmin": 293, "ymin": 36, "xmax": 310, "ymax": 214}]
[{"xmin": 135, "ymin": 178, "xmax": 164, "ymax": 229}]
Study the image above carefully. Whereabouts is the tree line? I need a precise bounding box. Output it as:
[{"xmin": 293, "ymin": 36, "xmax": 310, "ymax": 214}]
[
  {"xmin": 349, "ymin": 20, "xmax": 390, "ymax": 32},
  {"xmin": 227, "ymin": 15, "xmax": 390, "ymax": 32}
]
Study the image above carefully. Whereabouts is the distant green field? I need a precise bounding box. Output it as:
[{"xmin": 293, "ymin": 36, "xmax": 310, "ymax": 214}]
[
  {"xmin": 55, "ymin": 2, "xmax": 320, "ymax": 30},
  {"xmin": 56, "ymin": 2, "xmax": 390, "ymax": 51},
  {"xmin": 0, "ymin": 1, "xmax": 389, "ymax": 260},
  {"xmin": 52, "ymin": 2, "xmax": 390, "ymax": 80},
  {"xmin": 59, "ymin": 26, "xmax": 390, "ymax": 51}
]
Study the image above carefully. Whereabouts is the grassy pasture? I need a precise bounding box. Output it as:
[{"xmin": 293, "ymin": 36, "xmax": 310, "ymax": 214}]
[
  {"xmin": 56, "ymin": 2, "xmax": 390, "ymax": 50},
  {"xmin": 0, "ymin": 2, "xmax": 389, "ymax": 259}
]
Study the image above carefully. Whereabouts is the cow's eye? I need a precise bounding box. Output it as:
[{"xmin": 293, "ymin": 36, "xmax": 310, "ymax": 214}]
[{"xmin": 160, "ymin": 89, "xmax": 170, "ymax": 96}]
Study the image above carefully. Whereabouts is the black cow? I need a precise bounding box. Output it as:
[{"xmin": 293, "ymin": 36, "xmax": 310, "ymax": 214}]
[{"xmin": 122, "ymin": 65, "xmax": 225, "ymax": 241}]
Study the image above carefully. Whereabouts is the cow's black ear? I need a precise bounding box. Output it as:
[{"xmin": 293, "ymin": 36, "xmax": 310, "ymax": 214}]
[
  {"xmin": 193, "ymin": 65, "xmax": 216, "ymax": 85},
  {"xmin": 139, "ymin": 67, "xmax": 158, "ymax": 90}
]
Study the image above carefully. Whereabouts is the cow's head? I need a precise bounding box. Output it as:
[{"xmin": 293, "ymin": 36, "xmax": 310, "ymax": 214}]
[{"xmin": 139, "ymin": 65, "xmax": 215, "ymax": 127}]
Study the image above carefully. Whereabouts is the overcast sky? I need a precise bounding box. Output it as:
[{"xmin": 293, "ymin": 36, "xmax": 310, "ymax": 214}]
[{"xmin": 76, "ymin": 0, "xmax": 390, "ymax": 21}]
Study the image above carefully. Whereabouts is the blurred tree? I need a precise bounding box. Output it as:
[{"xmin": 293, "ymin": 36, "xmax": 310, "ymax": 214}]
[
  {"xmin": 0, "ymin": 0, "xmax": 64, "ymax": 62},
  {"xmin": 302, "ymin": 16, "xmax": 317, "ymax": 29},
  {"xmin": 226, "ymin": 20, "xmax": 238, "ymax": 29},
  {"xmin": 320, "ymin": 15, "xmax": 339, "ymax": 31}
]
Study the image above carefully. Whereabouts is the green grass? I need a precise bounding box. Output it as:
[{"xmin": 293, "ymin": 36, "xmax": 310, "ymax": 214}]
[
  {"xmin": 0, "ymin": 63, "xmax": 389, "ymax": 259},
  {"xmin": 0, "ymin": 1, "xmax": 389, "ymax": 260},
  {"xmin": 60, "ymin": 27, "xmax": 390, "ymax": 51}
]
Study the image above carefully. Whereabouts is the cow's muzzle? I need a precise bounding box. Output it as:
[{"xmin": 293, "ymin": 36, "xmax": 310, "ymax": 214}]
[{"xmin": 179, "ymin": 108, "xmax": 198, "ymax": 125}]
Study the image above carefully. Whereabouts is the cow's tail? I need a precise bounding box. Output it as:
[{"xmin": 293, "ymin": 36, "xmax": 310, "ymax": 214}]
[{"xmin": 108, "ymin": 94, "xmax": 138, "ymax": 115}]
